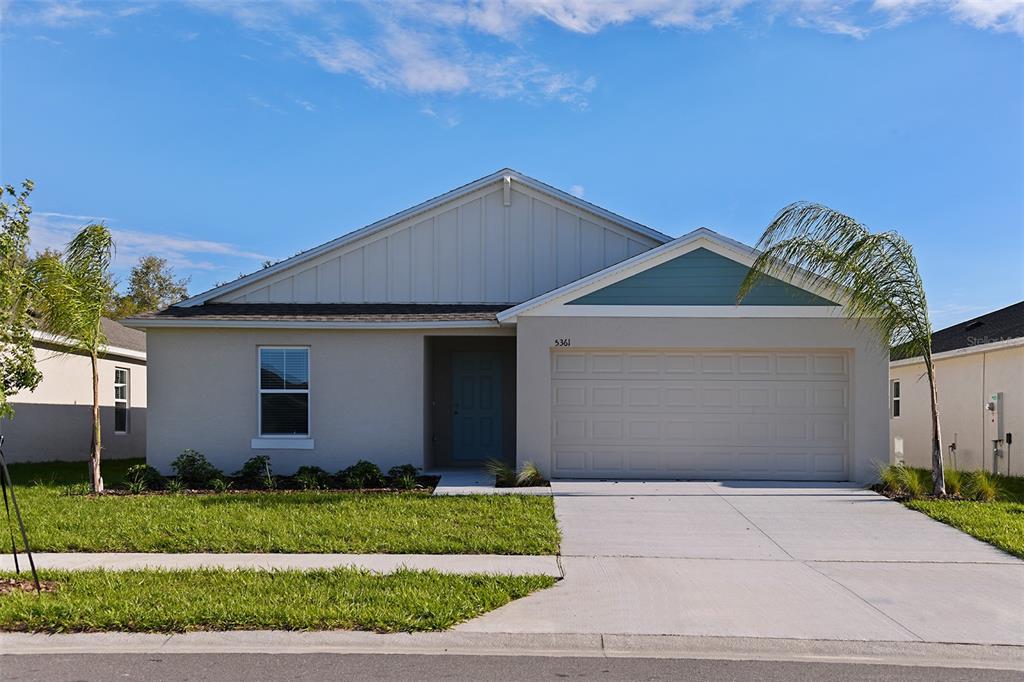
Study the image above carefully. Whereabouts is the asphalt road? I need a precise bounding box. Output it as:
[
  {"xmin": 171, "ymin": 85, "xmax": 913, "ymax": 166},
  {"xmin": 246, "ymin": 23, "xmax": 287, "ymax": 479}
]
[{"xmin": 3, "ymin": 654, "xmax": 1019, "ymax": 681}]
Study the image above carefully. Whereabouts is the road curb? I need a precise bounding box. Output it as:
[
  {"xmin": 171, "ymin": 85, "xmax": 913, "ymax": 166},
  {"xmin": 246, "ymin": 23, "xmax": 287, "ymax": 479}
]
[{"xmin": 2, "ymin": 631, "xmax": 1022, "ymax": 670}]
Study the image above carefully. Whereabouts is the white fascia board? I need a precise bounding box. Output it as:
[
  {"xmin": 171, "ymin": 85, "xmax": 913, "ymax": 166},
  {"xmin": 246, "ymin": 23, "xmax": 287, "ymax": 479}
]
[
  {"xmin": 31, "ymin": 330, "xmax": 147, "ymax": 361},
  {"xmin": 122, "ymin": 318, "xmax": 501, "ymax": 330},
  {"xmin": 889, "ymin": 336, "xmax": 1024, "ymax": 367},
  {"xmin": 535, "ymin": 305, "xmax": 848, "ymax": 319},
  {"xmin": 497, "ymin": 228, "xmax": 845, "ymax": 323},
  {"xmin": 175, "ymin": 169, "xmax": 671, "ymax": 308}
]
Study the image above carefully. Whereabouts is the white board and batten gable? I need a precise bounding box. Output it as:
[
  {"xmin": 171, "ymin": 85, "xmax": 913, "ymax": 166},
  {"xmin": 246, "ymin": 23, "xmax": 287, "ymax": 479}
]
[{"xmin": 181, "ymin": 170, "xmax": 668, "ymax": 308}]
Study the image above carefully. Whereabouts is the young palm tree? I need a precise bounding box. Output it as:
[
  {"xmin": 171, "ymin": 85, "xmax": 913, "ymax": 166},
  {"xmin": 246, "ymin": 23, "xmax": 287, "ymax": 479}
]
[
  {"xmin": 32, "ymin": 224, "xmax": 115, "ymax": 492},
  {"xmin": 738, "ymin": 202, "xmax": 944, "ymax": 496}
]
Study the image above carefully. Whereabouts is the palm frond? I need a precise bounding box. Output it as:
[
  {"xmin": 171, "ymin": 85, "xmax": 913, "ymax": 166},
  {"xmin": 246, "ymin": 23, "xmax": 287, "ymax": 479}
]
[{"xmin": 737, "ymin": 202, "xmax": 932, "ymax": 357}]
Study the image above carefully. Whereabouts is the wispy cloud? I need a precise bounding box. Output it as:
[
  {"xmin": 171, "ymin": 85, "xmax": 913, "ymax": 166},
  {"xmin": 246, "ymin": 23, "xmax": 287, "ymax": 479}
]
[
  {"xmin": 30, "ymin": 211, "xmax": 268, "ymax": 273},
  {"xmin": 7, "ymin": 1, "xmax": 1022, "ymax": 109},
  {"xmin": 569, "ymin": 184, "xmax": 585, "ymax": 198}
]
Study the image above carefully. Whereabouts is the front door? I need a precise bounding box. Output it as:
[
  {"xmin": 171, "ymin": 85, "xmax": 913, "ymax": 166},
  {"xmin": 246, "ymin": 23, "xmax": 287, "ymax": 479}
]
[{"xmin": 451, "ymin": 351, "xmax": 503, "ymax": 462}]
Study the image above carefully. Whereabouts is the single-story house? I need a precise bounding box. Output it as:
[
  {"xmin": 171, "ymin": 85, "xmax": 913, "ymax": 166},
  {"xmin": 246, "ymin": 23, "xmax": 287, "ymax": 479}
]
[
  {"xmin": 890, "ymin": 301, "xmax": 1022, "ymax": 475},
  {"xmin": 1, "ymin": 318, "xmax": 147, "ymax": 463},
  {"xmin": 128, "ymin": 169, "xmax": 887, "ymax": 482}
]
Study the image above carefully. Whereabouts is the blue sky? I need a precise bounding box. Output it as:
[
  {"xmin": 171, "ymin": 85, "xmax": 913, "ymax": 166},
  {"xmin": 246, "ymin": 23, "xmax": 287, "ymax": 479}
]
[{"xmin": 2, "ymin": 1, "xmax": 1021, "ymax": 327}]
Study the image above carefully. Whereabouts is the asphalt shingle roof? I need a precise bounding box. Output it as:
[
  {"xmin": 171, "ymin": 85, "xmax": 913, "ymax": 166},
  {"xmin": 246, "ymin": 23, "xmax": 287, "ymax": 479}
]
[
  {"xmin": 137, "ymin": 303, "xmax": 512, "ymax": 323},
  {"xmin": 929, "ymin": 301, "xmax": 1024, "ymax": 354}
]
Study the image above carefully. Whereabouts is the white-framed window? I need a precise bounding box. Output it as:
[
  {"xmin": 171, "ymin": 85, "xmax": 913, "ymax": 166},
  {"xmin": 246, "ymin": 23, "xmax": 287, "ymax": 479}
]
[
  {"xmin": 114, "ymin": 367, "xmax": 130, "ymax": 434},
  {"xmin": 258, "ymin": 347, "xmax": 310, "ymax": 437},
  {"xmin": 890, "ymin": 379, "xmax": 901, "ymax": 418}
]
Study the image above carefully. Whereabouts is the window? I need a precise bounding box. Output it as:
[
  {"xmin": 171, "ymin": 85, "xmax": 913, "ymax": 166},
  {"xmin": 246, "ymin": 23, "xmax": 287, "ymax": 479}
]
[
  {"xmin": 890, "ymin": 379, "xmax": 901, "ymax": 418},
  {"xmin": 114, "ymin": 367, "xmax": 130, "ymax": 434},
  {"xmin": 259, "ymin": 347, "xmax": 309, "ymax": 436}
]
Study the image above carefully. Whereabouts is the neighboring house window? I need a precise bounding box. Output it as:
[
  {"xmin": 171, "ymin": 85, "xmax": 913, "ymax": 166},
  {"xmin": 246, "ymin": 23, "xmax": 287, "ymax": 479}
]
[
  {"xmin": 890, "ymin": 379, "xmax": 901, "ymax": 418},
  {"xmin": 259, "ymin": 347, "xmax": 309, "ymax": 436},
  {"xmin": 114, "ymin": 367, "xmax": 130, "ymax": 434}
]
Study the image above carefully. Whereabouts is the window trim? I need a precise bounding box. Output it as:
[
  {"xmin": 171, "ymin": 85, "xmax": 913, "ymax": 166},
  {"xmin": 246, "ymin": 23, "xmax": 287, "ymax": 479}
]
[
  {"xmin": 257, "ymin": 345, "xmax": 311, "ymax": 439},
  {"xmin": 114, "ymin": 366, "xmax": 130, "ymax": 435},
  {"xmin": 890, "ymin": 379, "xmax": 901, "ymax": 419}
]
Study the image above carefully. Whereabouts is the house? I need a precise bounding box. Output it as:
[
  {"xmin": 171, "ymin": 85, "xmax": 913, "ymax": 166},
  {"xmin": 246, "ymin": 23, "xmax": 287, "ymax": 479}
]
[
  {"xmin": 890, "ymin": 301, "xmax": 1023, "ymax": 475},
  {"xmin": 1, "ymin": 318, "xmax": 147, "ymax": 463},
  {"xmin": 128, "ymin": 169, "xmax": 887, "ymax": 482}
]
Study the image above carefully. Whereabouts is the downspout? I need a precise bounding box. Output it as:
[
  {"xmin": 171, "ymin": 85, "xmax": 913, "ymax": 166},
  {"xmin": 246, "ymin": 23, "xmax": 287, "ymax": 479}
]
[{"xmin": 981, "ymin": 351, "xmax": 987, "ymax": 471}]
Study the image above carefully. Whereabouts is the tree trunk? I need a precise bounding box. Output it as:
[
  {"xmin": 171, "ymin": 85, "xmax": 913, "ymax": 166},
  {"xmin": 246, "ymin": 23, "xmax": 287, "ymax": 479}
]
[
  {"xmin": 925, "ymin": 355, "xmax": 945, "ymax": 497},
  {"xmin": 90, "ymin": 351, "xmax": 103, "ymax": 493}
]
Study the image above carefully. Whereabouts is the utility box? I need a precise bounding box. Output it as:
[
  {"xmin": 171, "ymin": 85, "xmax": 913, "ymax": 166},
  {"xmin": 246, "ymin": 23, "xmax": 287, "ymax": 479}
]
[{"xmin": 987, "ymin": 392, "xmax": 1005, "ymax": 441}]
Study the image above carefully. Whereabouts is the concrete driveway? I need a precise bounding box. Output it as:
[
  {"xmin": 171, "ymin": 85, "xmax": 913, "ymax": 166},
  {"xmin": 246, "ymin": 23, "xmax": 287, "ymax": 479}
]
[{"xmin": 459, "ymin": 482, "xmax": 1024, "ymax": 645}]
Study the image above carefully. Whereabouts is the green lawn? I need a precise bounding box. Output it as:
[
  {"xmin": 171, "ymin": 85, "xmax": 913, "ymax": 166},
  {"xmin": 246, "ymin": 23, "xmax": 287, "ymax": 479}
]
[
  {"xmin": 7, "ymin": 459, "xmax": 560, "ymax": 555},
  {"xmin": 899, "ymin": 468, "xmax": 1024, "ymax": 560},
  {"xmin": 0, "ymin": 568, "xmax": 555, "ymax": 633}
]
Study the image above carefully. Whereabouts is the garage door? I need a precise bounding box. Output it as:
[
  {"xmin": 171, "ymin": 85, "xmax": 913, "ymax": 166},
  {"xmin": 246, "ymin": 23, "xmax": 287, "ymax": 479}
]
[{"xmin": 551, "ymin": 350, "xmax": 849, "ymax": 480}]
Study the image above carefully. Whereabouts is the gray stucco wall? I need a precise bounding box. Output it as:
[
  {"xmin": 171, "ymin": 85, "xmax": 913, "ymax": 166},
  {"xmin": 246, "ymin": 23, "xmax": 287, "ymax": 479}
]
[
  {"xmin": 145, "ymin": 326, "xmax": 513, "ymax": 476},
  {"xmin": 514, "ymin": 315, "xmax": 889, "ymax": 483}
]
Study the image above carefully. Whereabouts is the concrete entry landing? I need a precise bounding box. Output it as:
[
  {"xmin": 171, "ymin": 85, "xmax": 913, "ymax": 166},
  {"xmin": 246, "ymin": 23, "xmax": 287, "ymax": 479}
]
[{"xmin": 458, "ymin": 481, "xmax": 1024, "ymax": 646}]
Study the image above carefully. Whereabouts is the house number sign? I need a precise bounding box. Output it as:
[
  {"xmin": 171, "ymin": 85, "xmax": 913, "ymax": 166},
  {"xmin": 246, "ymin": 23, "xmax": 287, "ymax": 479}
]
[{"xmin": 554, "ymin": 338, "xmax": 571, "ymax": 347}]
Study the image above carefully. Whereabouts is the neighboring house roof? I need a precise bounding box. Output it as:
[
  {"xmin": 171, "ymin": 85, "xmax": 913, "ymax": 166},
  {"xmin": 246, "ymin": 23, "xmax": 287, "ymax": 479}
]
[
  {"xmin": 131, "ymin": 303, "xmax": 511, "ymax": 328},
  {"xmin": 32, "ymin": 317, "xmax": 147, "ymax": 359},
  {"xmin": 892, "ymin": 301, "xmax": 1024, "ymax": 362},
  {"xmin": 174, "ymin": 168, "xmax": 672, "ymax": 309},
  {"xmin": 100, "ymin": 317, "xmax": 147, "ymax": 353}
]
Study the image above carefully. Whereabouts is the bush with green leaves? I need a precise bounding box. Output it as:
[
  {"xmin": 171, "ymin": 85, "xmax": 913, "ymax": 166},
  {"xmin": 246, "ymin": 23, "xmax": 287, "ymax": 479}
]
[
  {"xmin": 122, "ymin": 464, "xmax": 166, "ymax": 493},
  {"xmin": 208, "ymin": 478, "xmax": 232, "ymax": 493},
  {"xmin": 944, "ymin": 468, "xmax": 966, "ymax": 498},
  {"xmin": 877, "ymin": 463, "xmax": 929, "ymax": 499},
  {"xmin": 388, "ymin": 464, "xmax": 419, "ymax": 481},
  {"xmin": 235, "ymin": 455, "xmax": 275, "ymax": 489},
  {"xmin": 966, "ymin": 470, "xmax": 1002, "ymax": 502},
  {"xmin": 294, "ymin": 465, "xmax": 331, "ymax": 490},
  {"xmin": 165, "ymin": 478, "xmax": 185, "ymax": 494},
  {"xmin": 170, "ymin": 449, "xmax": 222, "ymax": 489},
  {"xmin": 486, "ymin": 459, "xmax": 547, "ymax": 488},
  {"xmin": 338, "ymin": 460, "xmax": 384, "ymax": 489}
]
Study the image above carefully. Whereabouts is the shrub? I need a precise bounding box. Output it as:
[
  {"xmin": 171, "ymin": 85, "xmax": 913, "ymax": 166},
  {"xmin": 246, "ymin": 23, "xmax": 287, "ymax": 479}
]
[
  {"xmin": 170, "ymin": 449, "xmax": 223, "ymax": 489},
  {"xmin": 165, "ymin": 478, "xmax": 185, "ymax": 494},
  {"xmin": 235, "ymin": 455, "xmax": 275, "ymax": 489},
  {"xmin": 339, "ymin": 460, "xmax": 384, "ymax": 489},
  {"xmin": 208, "ymin": 478, "xmax": 232, "ymax": 493},
  {"xmin": 966, "ymin": 470, "xmax": 1002, "ymax": 502},
  {"xmin": 877, "ymin": 463, "xmax": 928, "ymax": 499},
  {"xmin": 388, "ymin": 464, "xmax": 420, "ymax": 480},
  {"xmin": 944, "ymin": 468, "xmax": 966, "ymax": 498},
  {"xmin": 485, "ymin": 459, "xmax": 516, "ymax": 487},
  {"xmin": 295, "ymin": 466, "xmax": 331, "ymax": 490},
  {"xmin": 516, "ymin": 461, "xmax": 545, "ymax": 487},
  {"xmin": 122, "ymin": 464, "xmax": 166, "ymax": 493}
]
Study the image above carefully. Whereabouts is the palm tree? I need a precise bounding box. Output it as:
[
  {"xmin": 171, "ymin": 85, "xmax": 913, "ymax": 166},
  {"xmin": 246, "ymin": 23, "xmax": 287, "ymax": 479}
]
[
  {"xmin": 738, "ymin": 202, "xmax": 944, "ymax": 496},
  {"xmin": 32, "ymin": 224, "xmax": 115, "ymax": 493}
]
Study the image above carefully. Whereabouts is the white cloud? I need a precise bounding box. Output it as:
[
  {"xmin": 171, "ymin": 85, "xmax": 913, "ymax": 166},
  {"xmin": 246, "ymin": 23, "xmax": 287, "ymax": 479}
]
[
  {"xmin": 30, "ymin": 211, "xmax": 268, "ymax": 273},
  {"xmin": 569, "ymin": 184, "xmax": 585, "ymax": 198}
]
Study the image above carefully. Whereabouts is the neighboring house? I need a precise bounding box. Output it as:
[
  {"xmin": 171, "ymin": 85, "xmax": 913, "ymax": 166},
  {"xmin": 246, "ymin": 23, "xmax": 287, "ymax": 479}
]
[
  {"xmin": 128, "ymin": 169, "xmax": 887, "ymax": 482},
  {"xmin": 1, "ymin": 318, "xmax": 147, "ymax": 463},
  {"xmin": 890, "ymin": 301, "xmax": 1023, "ymax": 475}
]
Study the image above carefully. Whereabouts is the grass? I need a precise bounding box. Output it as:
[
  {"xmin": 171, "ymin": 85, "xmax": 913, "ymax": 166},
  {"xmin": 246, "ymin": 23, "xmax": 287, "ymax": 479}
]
[
  {"xmin": 878, "ymin": 464, "xmax": 1024, "ymax": 559},
  {"xmin": 0, "ymin": 568, "xmax": 555, "ymax": 633},
  {"xmin": 904, "ymin": 500, "xmax": 1024, "ymax": 559},
  {"xmin": 6, "ymin": 459, "xmax": 560, "ymax": 555}
]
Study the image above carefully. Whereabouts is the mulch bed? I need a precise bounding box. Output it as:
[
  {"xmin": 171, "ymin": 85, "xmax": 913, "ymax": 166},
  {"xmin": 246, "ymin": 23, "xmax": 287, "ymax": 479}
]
[
  {"xmin": 0, "ymin": 578, "xmax": 58, "ymax": 596},
  {"xmin": 93, "ymin": 476, "xmax": 442, "ymax": 497}
]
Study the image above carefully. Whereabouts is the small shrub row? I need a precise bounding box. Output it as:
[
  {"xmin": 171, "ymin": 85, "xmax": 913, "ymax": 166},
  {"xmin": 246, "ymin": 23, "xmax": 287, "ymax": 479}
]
[
  {"xmin": 116, "ymin": 450, "xmax": 428, "ymax": 493},
  {"xmin": 877, "ymin": 463, "xmax": 1005, "ymax": 501},
  {"xmin": 485, "ymin": 459, "xmax": 547, "ymax": 488}
]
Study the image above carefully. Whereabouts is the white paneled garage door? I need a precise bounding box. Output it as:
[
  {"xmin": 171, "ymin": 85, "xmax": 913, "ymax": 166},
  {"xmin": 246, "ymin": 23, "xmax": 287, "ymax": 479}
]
[{"xmin": 551, "ymin": 349, "xmax": 850, "ymax": 480}]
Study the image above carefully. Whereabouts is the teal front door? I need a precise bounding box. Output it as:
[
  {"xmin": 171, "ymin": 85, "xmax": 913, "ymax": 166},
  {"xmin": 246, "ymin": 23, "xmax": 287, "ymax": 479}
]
[{"xmin": 451, "ymin": 351, "xmax": 503, "ymax": 462}]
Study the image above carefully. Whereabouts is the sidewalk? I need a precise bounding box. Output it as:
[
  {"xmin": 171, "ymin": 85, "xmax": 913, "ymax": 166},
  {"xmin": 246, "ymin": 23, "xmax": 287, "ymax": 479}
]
[
  {"xmin": 1, "ymin": 631, "xmax": 1022, "ymax": 671},
  {"xmin": 0, "ymin": 552, "xmax": 561, "ymax": 576}
]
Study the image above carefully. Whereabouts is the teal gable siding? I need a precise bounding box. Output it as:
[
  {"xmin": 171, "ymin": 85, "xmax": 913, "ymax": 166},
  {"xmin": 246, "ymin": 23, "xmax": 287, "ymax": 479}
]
[{"xmin": 567, "ymin": 248, "xmax": 837, "ymax": 306}]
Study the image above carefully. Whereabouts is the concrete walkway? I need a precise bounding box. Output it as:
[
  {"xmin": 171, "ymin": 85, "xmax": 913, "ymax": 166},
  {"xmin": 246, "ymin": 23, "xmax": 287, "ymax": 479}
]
[
  {"xmin": 430, "ymin": 469, "xmax": 552, "ymax": 495},
  {"xmin": 458, "ymin": 481, "xmax": 1024, "ymax": 646},
  {"xmin": 0, "ymin": 552, "xmax": 561, "ymax": 576}
]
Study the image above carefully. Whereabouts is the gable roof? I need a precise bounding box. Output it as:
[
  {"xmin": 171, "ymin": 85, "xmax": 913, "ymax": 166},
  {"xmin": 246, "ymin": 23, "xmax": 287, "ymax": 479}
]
[
  {"xmin": 33, "ymin": 317, "xmax": 146, "ymax": 358},
  {"xmin": 497, "ymin": 228, "xmax": 841, "ymax": 323},
  {"xmin": 131, "ymin": 303, "xmax": 508, "ymax": 328},
  {"xmin": 176, "ymin": 169, "xmax": 672, "ymax": 308}
]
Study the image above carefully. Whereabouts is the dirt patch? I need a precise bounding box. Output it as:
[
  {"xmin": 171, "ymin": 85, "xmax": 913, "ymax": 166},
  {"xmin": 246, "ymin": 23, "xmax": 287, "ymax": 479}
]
[{"xmin": 0, "ymin": 577, "xmax": 58, "ymax": 595}]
